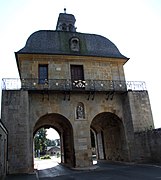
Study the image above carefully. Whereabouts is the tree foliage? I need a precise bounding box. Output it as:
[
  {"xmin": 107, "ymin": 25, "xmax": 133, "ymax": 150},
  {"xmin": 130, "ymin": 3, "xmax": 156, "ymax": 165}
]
[
  {"xmin": 34, "ymin": 128, "xmax": 47, "ymax": 156},
  {"xmin": 34, "ymin": 128, "xmax": 60, "ymax": 157}
]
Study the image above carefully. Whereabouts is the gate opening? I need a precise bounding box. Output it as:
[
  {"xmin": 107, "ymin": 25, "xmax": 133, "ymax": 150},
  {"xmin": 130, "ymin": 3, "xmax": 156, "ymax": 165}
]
[
  {"xmin": 33, "ymin": 113, "xmax": 75, "ymax": 170},
  {"xmin": 91, "ymin": 112, "xmax": 128, "ymax": 163},
  {"xmin": 34, "ymin": 127, "xmax": 61, "ymax": 170}
]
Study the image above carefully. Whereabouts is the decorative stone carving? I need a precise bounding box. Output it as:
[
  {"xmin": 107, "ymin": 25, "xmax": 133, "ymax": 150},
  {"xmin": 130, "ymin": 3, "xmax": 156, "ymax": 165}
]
[
  {"xmin": 76, "ymin": 102, "xmax": 85, "ymax": 119},
  {"xmin": 70, "ymin": 37, "xmax": 80, "ymax": 52}
]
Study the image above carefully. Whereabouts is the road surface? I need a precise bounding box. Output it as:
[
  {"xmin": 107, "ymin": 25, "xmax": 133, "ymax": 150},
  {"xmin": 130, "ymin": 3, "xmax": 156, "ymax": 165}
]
[{"xmin": 36, "ymin": 158, "xmax": 161, "ymax": 180}]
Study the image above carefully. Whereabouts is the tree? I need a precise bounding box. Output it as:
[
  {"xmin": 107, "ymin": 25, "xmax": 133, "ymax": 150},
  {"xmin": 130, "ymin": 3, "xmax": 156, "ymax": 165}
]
[
  {"xmin": 46, "ymin": 139, "xmax": 57, "ymax": 147},
  {"xmin": 34, "ymin": 128, "xmax": 47, "ymax": 156}
]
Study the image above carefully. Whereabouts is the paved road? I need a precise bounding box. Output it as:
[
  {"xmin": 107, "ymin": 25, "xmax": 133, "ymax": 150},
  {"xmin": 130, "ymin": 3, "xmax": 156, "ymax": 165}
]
[
  {"xmin": 38, "ymin": 161, "xmax": 161, "ymax": 180},
  {"xmin": 5, "ymin": 160, "xmax": 161, "ymax": 180}
]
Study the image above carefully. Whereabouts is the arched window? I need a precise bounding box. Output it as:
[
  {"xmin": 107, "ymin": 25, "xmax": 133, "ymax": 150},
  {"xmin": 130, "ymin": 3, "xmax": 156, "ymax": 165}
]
[
  {"xmin": 62, "ymin": 23, "xmax": 67, "ymax": 31},
  {"xmin": 69, "ymin": 24, "xmax": 73, "ymax": 31}
]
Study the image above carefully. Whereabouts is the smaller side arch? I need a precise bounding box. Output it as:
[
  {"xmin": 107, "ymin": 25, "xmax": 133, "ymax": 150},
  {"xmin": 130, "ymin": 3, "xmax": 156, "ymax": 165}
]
[{"xmin": 90, "ymin": 112, "xmax": 129, "ymax": 162}]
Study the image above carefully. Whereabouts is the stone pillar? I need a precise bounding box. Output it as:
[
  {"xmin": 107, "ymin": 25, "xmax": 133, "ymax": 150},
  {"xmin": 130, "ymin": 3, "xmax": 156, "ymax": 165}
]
[
  {"xmin": 97, "ymin": 131, "xmax": 105, "ymax": 160},
  {"xmin": 128, "ymin": 90, "xmax": 154, "ymax": 132},
  {"xmin": 1, "ymin": 90, "xmax": 30, "ymax": 174},
  {"xmin": 124, "ymin": 90, "xmax": 155, "ymax": 162},
  {"xmin": 121, "ymin": 92, "xmax": 138, "ymax": 162},
  {"xmin": 73, "ymin": 121, "xmax": 92, "ymax": 168}
]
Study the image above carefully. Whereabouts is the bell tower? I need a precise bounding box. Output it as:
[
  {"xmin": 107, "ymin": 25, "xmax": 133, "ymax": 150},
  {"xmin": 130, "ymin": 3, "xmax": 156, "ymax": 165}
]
[{"xmin": 56, "ymin": 8, "xmax": 76, "ymax": 32}]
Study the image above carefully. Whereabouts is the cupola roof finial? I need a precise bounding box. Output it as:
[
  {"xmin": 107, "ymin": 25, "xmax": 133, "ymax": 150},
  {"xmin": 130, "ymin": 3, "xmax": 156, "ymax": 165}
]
[{"xmin": 64, "ymin": 8, "xmax": 66, "ymax": 14}]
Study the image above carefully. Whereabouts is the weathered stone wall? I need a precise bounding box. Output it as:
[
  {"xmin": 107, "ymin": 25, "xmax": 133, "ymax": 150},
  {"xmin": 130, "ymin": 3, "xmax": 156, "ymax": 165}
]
[
  {"xmin": 127, "ymin": 90, "xmax": 154, "ymax": 132},
  {"xmin": 134, "ymin": 129, "xmax": 161, "ymax": 163},
  {"xmin": 1, "ymin": 90, "xmax": 31, "ymax": 174},
  {"xmin": 18, "ymin": 54, "xmax": 126, "ymax": 81},
  {"xmin": 1, "ymin": 88, "xmax": 157, "ymax": 173},
  {"xmin": 28, "ymin": 90, "xmax": 135, "ymax": 166},
  {"xmin": 121, "ymin": 92, "xmax": 136, "ymax": 161},
  {"xmin": 0, "ymin": 121, "xmax": 8, "ymax": 179},
  {"xmin": 1, "ymin": 89, "xmax": 135, "ymax": 173}
]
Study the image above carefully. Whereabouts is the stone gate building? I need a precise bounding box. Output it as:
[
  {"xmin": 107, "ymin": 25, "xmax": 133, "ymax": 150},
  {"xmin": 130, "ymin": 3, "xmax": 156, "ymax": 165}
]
[{"xmin": 1, "ymin": 11, "xmax": 157, "ymax": 174}]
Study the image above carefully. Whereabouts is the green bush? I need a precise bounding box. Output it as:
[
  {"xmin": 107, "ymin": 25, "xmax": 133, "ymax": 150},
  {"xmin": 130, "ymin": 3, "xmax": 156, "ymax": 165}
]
[{"xmin": 40, "ymin": 155, "xmax": 51, "ymax": 159}]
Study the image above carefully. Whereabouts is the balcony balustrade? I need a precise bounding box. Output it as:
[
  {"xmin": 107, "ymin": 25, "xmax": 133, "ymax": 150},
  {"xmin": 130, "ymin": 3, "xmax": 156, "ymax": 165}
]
[{"xmin": 1, "ymin": 78, "xmax": 146, "ymax": 92}]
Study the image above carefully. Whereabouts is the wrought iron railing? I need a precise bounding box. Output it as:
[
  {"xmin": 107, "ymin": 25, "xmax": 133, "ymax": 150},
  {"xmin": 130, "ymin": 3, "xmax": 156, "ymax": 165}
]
[{"xmin": 1, "ymin": 78, "xmax": 146, "ymax": 92}]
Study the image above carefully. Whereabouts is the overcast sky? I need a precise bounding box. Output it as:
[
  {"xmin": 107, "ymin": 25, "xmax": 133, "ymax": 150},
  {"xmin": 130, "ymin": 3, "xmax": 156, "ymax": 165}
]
[{"xmin": 0, "ymin": 0, "xmax": 161, "ymax": 131}]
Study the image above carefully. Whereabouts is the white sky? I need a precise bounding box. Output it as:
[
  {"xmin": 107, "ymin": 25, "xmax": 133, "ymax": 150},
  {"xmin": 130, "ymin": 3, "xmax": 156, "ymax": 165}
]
[
  {"xmin": 0, "ymin": 0, "xmax": 161, "ymax": 131},
  {"xmin": 46, "ymin": 128, "xmax": 60, "ymax": 140}
]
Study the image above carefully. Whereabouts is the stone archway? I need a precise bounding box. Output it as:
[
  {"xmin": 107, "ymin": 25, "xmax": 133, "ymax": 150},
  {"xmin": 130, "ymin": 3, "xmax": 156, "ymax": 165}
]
[
  {"xmin": 90, "ymin": 112, "xmax": 128, "ymax": 162},
  {"xmin": 33, "ymin": 113, "xmax": 75, "ymax": 168}
]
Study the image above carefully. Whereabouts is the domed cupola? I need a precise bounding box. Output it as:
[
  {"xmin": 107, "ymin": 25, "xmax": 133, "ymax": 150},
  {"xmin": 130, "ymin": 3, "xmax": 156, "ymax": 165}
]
[
  {"xmin": 56, "ymin": 8, "xmax": 76, "ymax": 32},
  {"xmin": 17, "ymin": 10, "xmax": 128, "ymax": 60}
]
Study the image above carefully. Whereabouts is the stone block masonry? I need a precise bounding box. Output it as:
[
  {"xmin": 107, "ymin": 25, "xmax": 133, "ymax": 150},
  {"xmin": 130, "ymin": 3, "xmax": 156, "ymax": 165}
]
[
  {"xmin": 1, "ymin": 90, "xmax": 31, "ymax": 174},
  {"xmin": 128, "ymin": 90, "xmax": 154, "ymax": 132},
  {"xmin": 0, "ymin": 121, "xmax": 8, "ymax": 179},
  {"xmin": 135, "ymin": 129, "xmax": 161, "ymax": 163}
]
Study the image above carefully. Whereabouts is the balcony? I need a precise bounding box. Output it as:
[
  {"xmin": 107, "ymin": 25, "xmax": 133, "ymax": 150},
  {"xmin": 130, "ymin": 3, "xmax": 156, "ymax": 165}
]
[{"xmin": 1, "ymin": 78, "xmax": 146, "ymax": 92}]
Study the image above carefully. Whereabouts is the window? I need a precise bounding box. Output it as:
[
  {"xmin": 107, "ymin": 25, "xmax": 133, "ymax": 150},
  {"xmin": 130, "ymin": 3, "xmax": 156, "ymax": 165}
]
[
  {"xmin": 69, "ymin": 24, "xmax": 73, "ymax": 31},
  {"xmin": 38, "ymin": 64, "xmax": 48, "ymax": 84},
  {"xmin": 71, "ymin": 65, "xmax": 84, "ymax": 81},
  {"xmin": 71, "ymin": 65, "xmax": 85, "ymax": 89},
  {"xmin": 62, "ymin": 23, "xmax": 67, "ymax": 31}
]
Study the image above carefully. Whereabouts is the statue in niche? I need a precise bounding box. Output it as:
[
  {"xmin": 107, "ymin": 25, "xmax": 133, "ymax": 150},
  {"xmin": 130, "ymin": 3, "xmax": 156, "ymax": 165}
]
[
  {"xmin": 76, "ymin": 103, "xmax": 85, "ymax": 119},
  {"xmin": 70, "ymin": 37, "xmax": 80, "ymax": 52}
]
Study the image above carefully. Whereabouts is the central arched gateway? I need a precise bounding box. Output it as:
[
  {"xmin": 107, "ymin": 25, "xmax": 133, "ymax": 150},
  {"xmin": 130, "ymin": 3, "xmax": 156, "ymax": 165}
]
[
  {"xmin": 90, "ymin": 112, "xmax": 129, "ymax": 162},
  {"xmin": 33, "ymin": 113, "xmax": 75, "ymax": 168}
]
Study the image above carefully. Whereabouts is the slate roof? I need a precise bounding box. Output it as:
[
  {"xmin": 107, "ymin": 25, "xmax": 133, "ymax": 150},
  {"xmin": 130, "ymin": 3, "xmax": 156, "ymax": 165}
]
[{"xmin": 17, "ymin": 30, "xmax": 128, "ymax": 59}]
